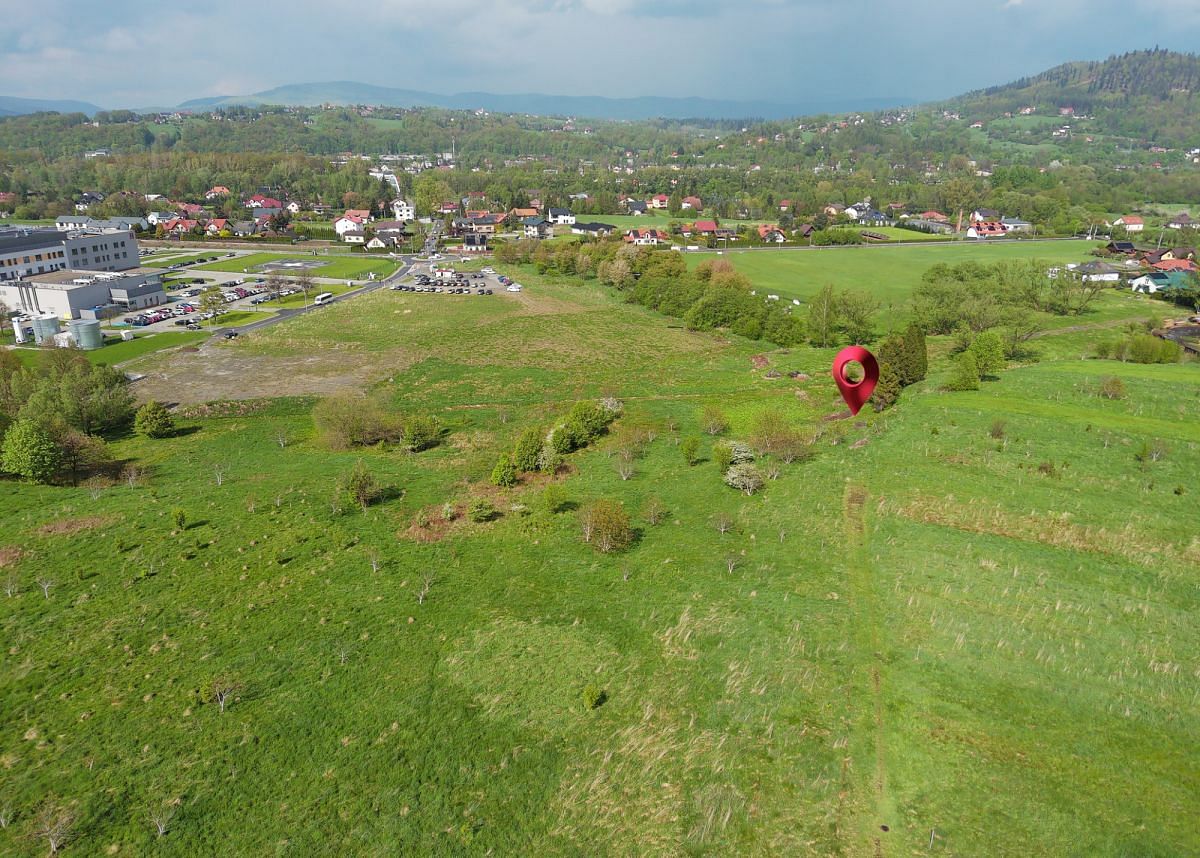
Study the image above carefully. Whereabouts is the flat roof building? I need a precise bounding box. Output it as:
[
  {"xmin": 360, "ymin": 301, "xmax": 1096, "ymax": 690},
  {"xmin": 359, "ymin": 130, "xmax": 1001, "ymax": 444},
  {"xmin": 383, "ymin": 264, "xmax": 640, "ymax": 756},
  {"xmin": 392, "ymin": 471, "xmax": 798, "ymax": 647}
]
[
  {"xmin": 1, "ymin": 268, "xmax": 166, "ymax": 319},
  {"xmin": 0, "ymin": 227, "xmax": 141, "ymax": 283}
]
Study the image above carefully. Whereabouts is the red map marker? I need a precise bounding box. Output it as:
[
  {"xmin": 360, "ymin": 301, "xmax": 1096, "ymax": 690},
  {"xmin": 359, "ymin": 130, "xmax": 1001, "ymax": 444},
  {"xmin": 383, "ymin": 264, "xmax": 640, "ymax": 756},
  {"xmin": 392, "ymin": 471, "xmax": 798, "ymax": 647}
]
[{"xmin": 831, "ymin": 345, "xmax": 879, "ymax": 416}]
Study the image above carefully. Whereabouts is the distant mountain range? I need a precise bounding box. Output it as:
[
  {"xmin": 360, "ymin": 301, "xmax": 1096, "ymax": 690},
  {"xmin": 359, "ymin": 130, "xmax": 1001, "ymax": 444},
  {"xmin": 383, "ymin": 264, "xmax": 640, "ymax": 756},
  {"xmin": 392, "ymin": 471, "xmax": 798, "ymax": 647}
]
[
  {"xmin": 176, "ymin": 81, "xmax": 907, "ymax": 120},
  {"xmin": 0, "ymin": 94, "xmax": 103, "ymax": 117}
]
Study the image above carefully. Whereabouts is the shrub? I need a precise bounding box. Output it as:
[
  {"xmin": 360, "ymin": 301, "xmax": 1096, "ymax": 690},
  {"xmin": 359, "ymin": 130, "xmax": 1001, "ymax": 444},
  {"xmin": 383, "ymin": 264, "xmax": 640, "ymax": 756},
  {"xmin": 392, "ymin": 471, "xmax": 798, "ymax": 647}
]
[
  {"xmin": 512, "ymin": 426, "xmax": 545, "ymax": 471},
  {"xmin": 337, "ymin": 460, "xmax": 382, "ymax": 512},
  {"xmin": 313, "ymin": 393, "xmax": 402, "ymax": 449},
  {"xmin": 968, "ymin": 330, "xmax": 1006, "ymax": 377},
  {"xmin": 1093, "ymin": 340, "xmax": 1113, "ymax": 360},
  {"xmin": 403, "ymin": 414, "xmax": 442, "ymax": 451},
  {"xmin": 581, "ymin": 682, "xmax": 607, "ymax": 710},
  {"xmin": 1097, "ymin": 376, "xmax": 1126, "ymax": 400},
  {"xmin": 467, "ymin": 498, "xmax": 497, "ymax": 522},
  {"xmin": 945, "ymin": 351, "xmax": 980, "ymax": 391},
  {"xmin": 134, "ymin": 400, "xmax": 175, "ymax": 438},
  {"xmin": 713, "ymin": 442, "xmax": 734, "ymax": 472},
  {"xmin": 989, "ymin": 419, "xmax": 1007, "ymax": 439},
  {"xmin": 541, "ymin": 483, "xmax": 568, "ymax": 514},
  {"xmin": 580, "ymin": 499, "xmax": 633, "ymax": 553},
  {"xmin": 700, "ymin": 405, "xmax": 729, "ymax": 435},
  {"xmin": 680, "ymin": 436, "xmax": 700, "ymax": 465},
  {"xmin": 1128, "ymin": 334, "xmax": 1180, "ymax": 365},
  {"xmin": 724, "ymin": 463, "xmax": 765, "ymax": 495},
  {"xmin": 1, "ymin": 419, "xmax": 62, "ymax": 484},
  {"xmin": 1134, "ymin": 440, "xmax": 1168, "ymax": 466},
  {"xmin": 1036, "ymin": 460, "xmax": 1058, "ymax": 477},
  {"xmin": 566, "ymin": 400, "xmax": 614, "ymax": 442},
  {"xmin": 172, "ymin": 507, "xmax": 187, "ymax": 530},
  {"xmin": 490, "ymin": 453, "xmax": 518, "ymax": 487}
]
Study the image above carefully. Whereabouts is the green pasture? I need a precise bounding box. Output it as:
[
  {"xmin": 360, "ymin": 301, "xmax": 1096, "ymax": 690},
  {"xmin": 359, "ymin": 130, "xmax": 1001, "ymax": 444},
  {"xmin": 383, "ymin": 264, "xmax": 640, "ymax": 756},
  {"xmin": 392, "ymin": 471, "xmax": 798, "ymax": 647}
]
[
  {"xmin": 0, "ymin": 260, "xmax": 1196, "ymax": 855},
  {"xmin": 192, "ymin": 252, "xmax": 400, "ymax": 281}
]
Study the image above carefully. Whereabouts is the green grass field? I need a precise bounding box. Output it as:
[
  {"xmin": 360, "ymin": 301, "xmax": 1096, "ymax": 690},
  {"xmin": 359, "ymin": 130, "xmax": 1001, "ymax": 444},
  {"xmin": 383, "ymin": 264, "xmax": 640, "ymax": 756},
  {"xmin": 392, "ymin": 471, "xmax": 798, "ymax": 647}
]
[
  {"xmin": 141, "ymin": 253, "xmax": 207, "ymax": 269},
  {"xmin": 10, "ymin": 331, "xmax": 208, "ymax": 370},
  {"xmin": 1, "ymin": 244, "xmax": 1196, "ymax": 855},
  {"xmin": 691, "ymin": 238, "xmax": 1104, "ymax": 307},
  {"xmin": 193, "ymin": 252, "xmax": 400, "ymax": 281}
]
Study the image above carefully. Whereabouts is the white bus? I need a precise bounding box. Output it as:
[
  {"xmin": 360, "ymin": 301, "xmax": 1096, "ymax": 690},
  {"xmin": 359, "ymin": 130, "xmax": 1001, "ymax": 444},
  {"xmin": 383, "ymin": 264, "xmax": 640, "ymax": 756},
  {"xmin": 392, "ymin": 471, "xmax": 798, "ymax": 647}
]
[{"xmin": 313, "ymin": 292, "xmax": 334, "ymax": 306}]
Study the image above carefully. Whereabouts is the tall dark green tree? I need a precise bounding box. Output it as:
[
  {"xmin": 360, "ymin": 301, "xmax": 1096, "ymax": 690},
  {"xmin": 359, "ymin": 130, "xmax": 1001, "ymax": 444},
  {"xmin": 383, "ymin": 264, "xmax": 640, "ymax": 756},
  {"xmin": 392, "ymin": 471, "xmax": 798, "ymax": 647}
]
[{"xmin": 902, "ymin": 323, "xmax": 928, "ymax": 383}]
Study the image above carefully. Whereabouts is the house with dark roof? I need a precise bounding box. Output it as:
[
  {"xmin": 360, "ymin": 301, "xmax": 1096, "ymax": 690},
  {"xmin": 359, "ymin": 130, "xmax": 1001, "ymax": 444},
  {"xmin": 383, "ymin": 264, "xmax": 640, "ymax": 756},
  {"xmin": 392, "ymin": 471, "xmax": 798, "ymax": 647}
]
[
  {"xmin": 547, "ymin": 208, "xmax": 575, "ymax": 225},
  {"xmin": 1130, "ymin": 270, "xmax": 1191, "ymax": 293},
  {"xmin": 1105, "ymin": 241, "xmax": 1137, "ymax": 255},
  {"xmin": 624, "ymin": 228, "xmax": 670, "ymax": 246},
  {"xmin": 1167, "ymin": 213, "xmax": 1195, "ymax": 229},
  {"xmin": 571, "ymin": 222, "xmax": 616, "ymax": 237},
  {"xmin": 522, "ymin": 217, "xmax": 551, "ymax": 239},
  {"xmin": 462, "ymin": 233, "xmax": 489, "ymax": 253},
  {"xmin": 625, "ymin": 200, "xmax": 648, "ymax": 215},
  {"xmin": 757, "ymin": 225, "xmax": 787, "ymax": 243}
]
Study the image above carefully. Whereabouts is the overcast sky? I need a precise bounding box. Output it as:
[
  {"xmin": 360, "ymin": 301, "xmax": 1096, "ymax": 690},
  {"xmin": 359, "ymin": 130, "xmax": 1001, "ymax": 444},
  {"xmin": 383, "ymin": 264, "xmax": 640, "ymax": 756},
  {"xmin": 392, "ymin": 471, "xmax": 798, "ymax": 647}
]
[{"xmin": 4, "ymin": 0, "xmax": 1200, "ymax": 108}]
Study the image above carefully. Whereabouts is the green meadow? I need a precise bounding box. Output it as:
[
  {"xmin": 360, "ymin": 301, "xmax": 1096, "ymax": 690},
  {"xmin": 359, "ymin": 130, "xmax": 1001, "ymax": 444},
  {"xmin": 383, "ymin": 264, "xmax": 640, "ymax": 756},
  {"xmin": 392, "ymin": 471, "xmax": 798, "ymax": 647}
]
[
  {"xmin": 193, "ymin": 253, "xmax": 401, "ymax": 281},
  {"xmin": 0, "ymin": 246, "xmax": 1196, "ymax": 855}
]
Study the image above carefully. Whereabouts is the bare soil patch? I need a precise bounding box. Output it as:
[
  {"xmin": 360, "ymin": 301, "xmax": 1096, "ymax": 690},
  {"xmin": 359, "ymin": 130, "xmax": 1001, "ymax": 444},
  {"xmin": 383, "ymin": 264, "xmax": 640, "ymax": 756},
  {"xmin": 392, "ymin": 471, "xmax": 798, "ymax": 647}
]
[{"xmin": 0, "ymin": 546, "xmax": 25, "ymax": 567}]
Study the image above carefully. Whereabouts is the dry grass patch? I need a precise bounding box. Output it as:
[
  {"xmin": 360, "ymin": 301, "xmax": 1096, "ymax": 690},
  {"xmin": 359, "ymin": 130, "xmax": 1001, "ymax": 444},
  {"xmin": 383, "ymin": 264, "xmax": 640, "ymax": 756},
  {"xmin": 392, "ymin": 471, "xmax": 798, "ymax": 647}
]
[
  {"xmin": 35, "ymin": 515, "xmax": 117, "ymax": 537},
  {"xmin": 0, "ymin": 546, "xmax": 25, "ymax": 567},
  {"xmin": 886, "ymin": 494, "xmax": 1195, "ymax": 568}
]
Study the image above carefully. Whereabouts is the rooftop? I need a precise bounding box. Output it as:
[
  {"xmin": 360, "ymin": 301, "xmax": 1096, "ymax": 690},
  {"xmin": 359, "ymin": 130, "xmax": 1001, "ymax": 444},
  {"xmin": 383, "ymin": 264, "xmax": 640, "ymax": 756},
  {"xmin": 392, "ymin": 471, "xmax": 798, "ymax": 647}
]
[{"xmin": 24, "ymin": 267, "xmax": 160, "ymax": 289}]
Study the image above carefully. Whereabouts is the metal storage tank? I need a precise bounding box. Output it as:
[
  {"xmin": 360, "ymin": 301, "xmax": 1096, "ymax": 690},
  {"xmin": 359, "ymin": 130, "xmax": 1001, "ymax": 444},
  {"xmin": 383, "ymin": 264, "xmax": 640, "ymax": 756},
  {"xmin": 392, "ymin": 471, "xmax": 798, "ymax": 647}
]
[
  {"xmin": 69, "ymin": 319, "xmax": 104, "ymax": 350},
  {"xmin": 31, "ymin": 313, "xmax": 61, "ymax": 344}
]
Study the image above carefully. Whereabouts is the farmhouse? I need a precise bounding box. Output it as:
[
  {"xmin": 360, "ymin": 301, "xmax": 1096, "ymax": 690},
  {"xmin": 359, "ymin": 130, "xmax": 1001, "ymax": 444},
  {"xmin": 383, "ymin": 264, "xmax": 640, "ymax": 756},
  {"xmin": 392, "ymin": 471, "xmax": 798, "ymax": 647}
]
[
  {"xmin": 1113, "ymin": 215, "xmax": 1144, "ymax": 233},
  {"xmin": 510, "ymin": 207, "xmax": 539, "ymax": 220},
  {"xmin": 757, "ymin": 225, "xmax": 787, "ymax": 243},
  {"xmin": 1072, "ymin": 261, "xmax": 1124, "ymax": 282},
  {"xmin": 1167, "ymin": 212, "xmax": 1195, "ymax": 229}
]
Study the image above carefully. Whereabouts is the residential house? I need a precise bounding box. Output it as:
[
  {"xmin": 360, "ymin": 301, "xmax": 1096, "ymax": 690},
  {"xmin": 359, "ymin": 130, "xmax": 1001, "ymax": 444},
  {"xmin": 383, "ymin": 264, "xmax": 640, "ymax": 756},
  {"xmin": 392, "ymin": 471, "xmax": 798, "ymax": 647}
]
[
  {"xmin": 462, "ymin": 234, "xmax": 489, "ymax": 253},
  {"xmin": 522, "ymin": 217, "xmax": 551, "ymax": 239},
  {"xmin": 547, "ymin": 208, "xmax": 575, "ymax": 225},
  {"xmin": 855, "ymin": 208, "xmax": 888, "ymax": 225},
  {"xmin": 468, "ymin": 213, "xmax": 507, "ymax": 236},
  {"xmin": 625, "ymin": 200, "xmax": 648, "ymax": 215},
  {"xmin": 365, "ymin": 235, "xmax": 389, "ymax": 250},
  {"xmin": 391, "ymin": 199, "xmax": 415, "ymax": 221},
  {"xmin": 794, "ymin": 223, "xmax": 815, "ymax": 239},
  {"xmin": 1001, "ymin": 217, "xmax": 1033, "ymax": 233},
  {"xmin": 1151, "ymin": 258, "xmax": 1197, "ymax": 273},
  {"xmin": 1113, "ymin": 215, "xmax": 1144, "ymax": 233},
  {"xmin": 843, "ymin": 202, "xmax": 869, "ymax": 220},
  {"xmin": 689, "ymin": 220, "xmax": 720, "ymax": 237},
  {"xmin": 1130, "ymin": 271, "xmax": 1190, "ymax": 293},
  {"xmin": 253, "ymin": 207, "xmax": 283, "ymax": 220},
  {"xmin": 1167, "ymin": 212, "xmax": 1195, "ymax": 229},
  {"xmin": 344, "ymin": 209, "xmax": 372, "ymax": 222},
  {"xmin": 177, "ymin": 203, "xmax": 206, "ymax": 217},
  {"xmin": 822, "ymin": 203, "xmax": 846, "ymax": 217},
  {"xmin": 245, "ymin": 194, "xmax": 282, "ymax": 210},
  {"xmin": 682, "ymin": 196, "xmax": 703, "ymax": 211},
  {"xmin": 966, "ymin": 221, "xmax": 1006, "ymax": 239},
  {"xmin": 777, "ymin": 199, "xmax": 792, "ymax": 212},
  {"xmin": 624, "ymin": 228, "xmax": 669, "ymax": 246},
  {"xmin": 757, "ymin": 225, "xmax": 787, "ymax": 243},
  {"xmin": 205, "ymin": 186, "xmax": 231, "ymax": 200},
  {"xmin": 649, "ymin": 194, "xmax": 669, "ymax": 210},
  {"xmin": 55, "ymin": 215, "xmax": 94, "ymax": 231},
  {"xmin": 1163, "ymin": 247, "xmax": 1196, "ymax": 261},
  {"xmin": 231, "ymin": 221, "xmax": 257, "ymax": 237},
  {"xmin": 919, "ymin": 210, "xmax": 949, "ymax": 222},
  {"xmin": 286, "ymin": 201, "xmax": 303, "ymax": 215},
  {"xmin": 906, "ymin": 218, "xmax": 955, "ymax": 235},
  {"xmin": 342, "ymin": 228, "xmax": 366, "ymax": 244},
  {"xmin": 334, "ymin": 215, "xmax": 365, "ymax": 236},
  {"xmin": 1105, "ymin": 241, "xmax": 1137, "ymax": 255},
  {"xmin": 510, "ymin": 207, "xmax": 539, "ymax": 220},
  {"xmin": 1071, "ymin": 261, "xmax": 1124, "ymax": 282},
  {"xmin": 74, "ymin": 191, "xmax": 105, "ymax": 212},
  {"xmin": 571, "ymin": 222, "xmax": 616, "ymax": 237},
  {"xmin": 205, "ymin": 218, "xmax": 229, "ymax": 235},
  {"xmin": 146, "ymin": 211, "xmax": 175, "ymax": 226},
  {"xmin": 438, "ymin": 201, "xmax": 460, "ymax": 215},
  {"xmin": 971, "ymin": 208, "xmax": 1001, "ymax": 222}
]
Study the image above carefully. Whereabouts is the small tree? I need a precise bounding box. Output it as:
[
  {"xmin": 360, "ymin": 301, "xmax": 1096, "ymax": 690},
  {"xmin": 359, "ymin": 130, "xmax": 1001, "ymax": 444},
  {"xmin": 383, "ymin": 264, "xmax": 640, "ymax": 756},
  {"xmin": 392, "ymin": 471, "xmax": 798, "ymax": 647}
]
[
  {"xmin": 32, "ymin": 798, "xmax": 76, "ymax": 854},
  {"xmin": 583, "ymin": 500, "xmax": 633, "ymax": 553},
  {"xmin": 203, "ymin": 675, "xmax": 243, "ymax": 713},
  {"xmin": 490, "ymin": 453, "xmax": 518, "ymax": 487},
  {"xmin": 713, "ymin": 442, "xmax": 734, "ymax": 472},
  {"xmin": 541, "ymin": 483, "xmax": 568, "ymax": 514},
  {"xmin": 134, "ymin": 400, "xmax": 175, "ymax": 438},
  {"xmin": 172, "ymin": 508, "xmax": 187, "ymax": 530},
  {"xmin": 680, "ymin": 436, "xmax": 700, "ymax": 465},
  {"xmin": 902, "ymin": 322, "xmax": 928, "ymax": 383},
  {"xmin": 402, "ymin": 414, "xmax": 441, "ymax": 452},
  {"xmin": 946, "ymin": 351, "xmax": 981, "ymax": 391},
  {"xmin": 467, "ymin": 498, "xmax": 497, "ymax": 522},
  {"xmin": 642, "ymin": 496, "xmax": 668, "ymax": 525},
  {"xmin": 1098, "ymin": 376, "xmax": 1126, "ymax": 400},
  {"xmin": 870, "ymin": 361, "xmax": 902, "ymax": 411}
]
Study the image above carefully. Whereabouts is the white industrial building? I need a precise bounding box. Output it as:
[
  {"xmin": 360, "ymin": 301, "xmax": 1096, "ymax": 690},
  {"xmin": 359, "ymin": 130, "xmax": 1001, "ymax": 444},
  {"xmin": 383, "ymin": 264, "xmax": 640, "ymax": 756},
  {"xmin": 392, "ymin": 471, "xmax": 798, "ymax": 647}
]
[
  {"xmin": 0, "ymin": 268, "xmax": 166, "ymax": 319},
  {"xmin": 0, "ymin": 227, "xmax": 141, "ymax": 283}
]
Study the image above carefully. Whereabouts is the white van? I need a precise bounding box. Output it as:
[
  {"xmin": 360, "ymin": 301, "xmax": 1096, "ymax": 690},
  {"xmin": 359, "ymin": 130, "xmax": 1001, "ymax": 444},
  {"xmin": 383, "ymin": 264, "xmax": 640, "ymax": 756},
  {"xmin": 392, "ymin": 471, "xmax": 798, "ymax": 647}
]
[{"xmin": 313, "ymin": 292, "xmax": 334, "ymax": 306}]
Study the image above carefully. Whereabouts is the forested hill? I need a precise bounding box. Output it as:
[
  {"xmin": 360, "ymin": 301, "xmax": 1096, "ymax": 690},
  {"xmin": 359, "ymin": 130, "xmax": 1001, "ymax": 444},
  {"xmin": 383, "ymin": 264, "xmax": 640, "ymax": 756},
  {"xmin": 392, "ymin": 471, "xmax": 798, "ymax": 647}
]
[{"xmin": 950, "ymin": 50, "xmax": 1200, "ymax": 114}]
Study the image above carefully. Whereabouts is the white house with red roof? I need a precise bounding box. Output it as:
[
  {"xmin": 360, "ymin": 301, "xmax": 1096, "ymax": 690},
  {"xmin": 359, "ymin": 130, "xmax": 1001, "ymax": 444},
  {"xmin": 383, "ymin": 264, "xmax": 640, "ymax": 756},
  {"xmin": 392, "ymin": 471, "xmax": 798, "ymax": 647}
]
[
  {"xmin": 1113, "ymin": 215, "xmax": 1144, "ymax": 233},
  {"xmin": 205, "ymin": 186, "xmax": 231, "ymax": 200},
  {"xmin": 681, "ymin": 196, "xmax": 703, "ymax": 211},
  {"xmin": 688, "ymin": 220, "xmax": 720, "ymax": 236},
  {"xmin": 966, "ymin": 221, "xmax": 1006, "ymax": 239},
  {"xmin": 649, "ymin": 194, "xmax": 670, "ymax": 210},
  {"xmin": 757, "ymin": 224, "xmax": 787, "ymax": 243},
  {"xmin": 205, "ymin": 218, "xmax": 229, "ymax": 235},
  {"xmin": 334, "ymin": 214, "xmax": 366, "ymax": 236}
]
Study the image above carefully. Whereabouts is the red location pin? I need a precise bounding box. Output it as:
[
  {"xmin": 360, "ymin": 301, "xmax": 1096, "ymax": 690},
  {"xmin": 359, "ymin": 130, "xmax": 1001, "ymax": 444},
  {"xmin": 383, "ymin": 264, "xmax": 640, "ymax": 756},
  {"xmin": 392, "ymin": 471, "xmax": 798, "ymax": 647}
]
[{"xmin": 831, "ymin": 345, "xmax": 879, "ymax": 416}]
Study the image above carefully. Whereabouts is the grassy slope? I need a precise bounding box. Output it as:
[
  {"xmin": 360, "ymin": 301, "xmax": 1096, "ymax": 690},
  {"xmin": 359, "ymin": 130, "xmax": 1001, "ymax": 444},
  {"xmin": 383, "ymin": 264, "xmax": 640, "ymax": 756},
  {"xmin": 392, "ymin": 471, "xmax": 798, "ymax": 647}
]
[
  {"xmin": 10, "ymin": 332, "xmax": 209, "ymax": 370},
  {"xmin": 0, "ymin": 263, "xmax": 1196, "ymax": 855}
]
